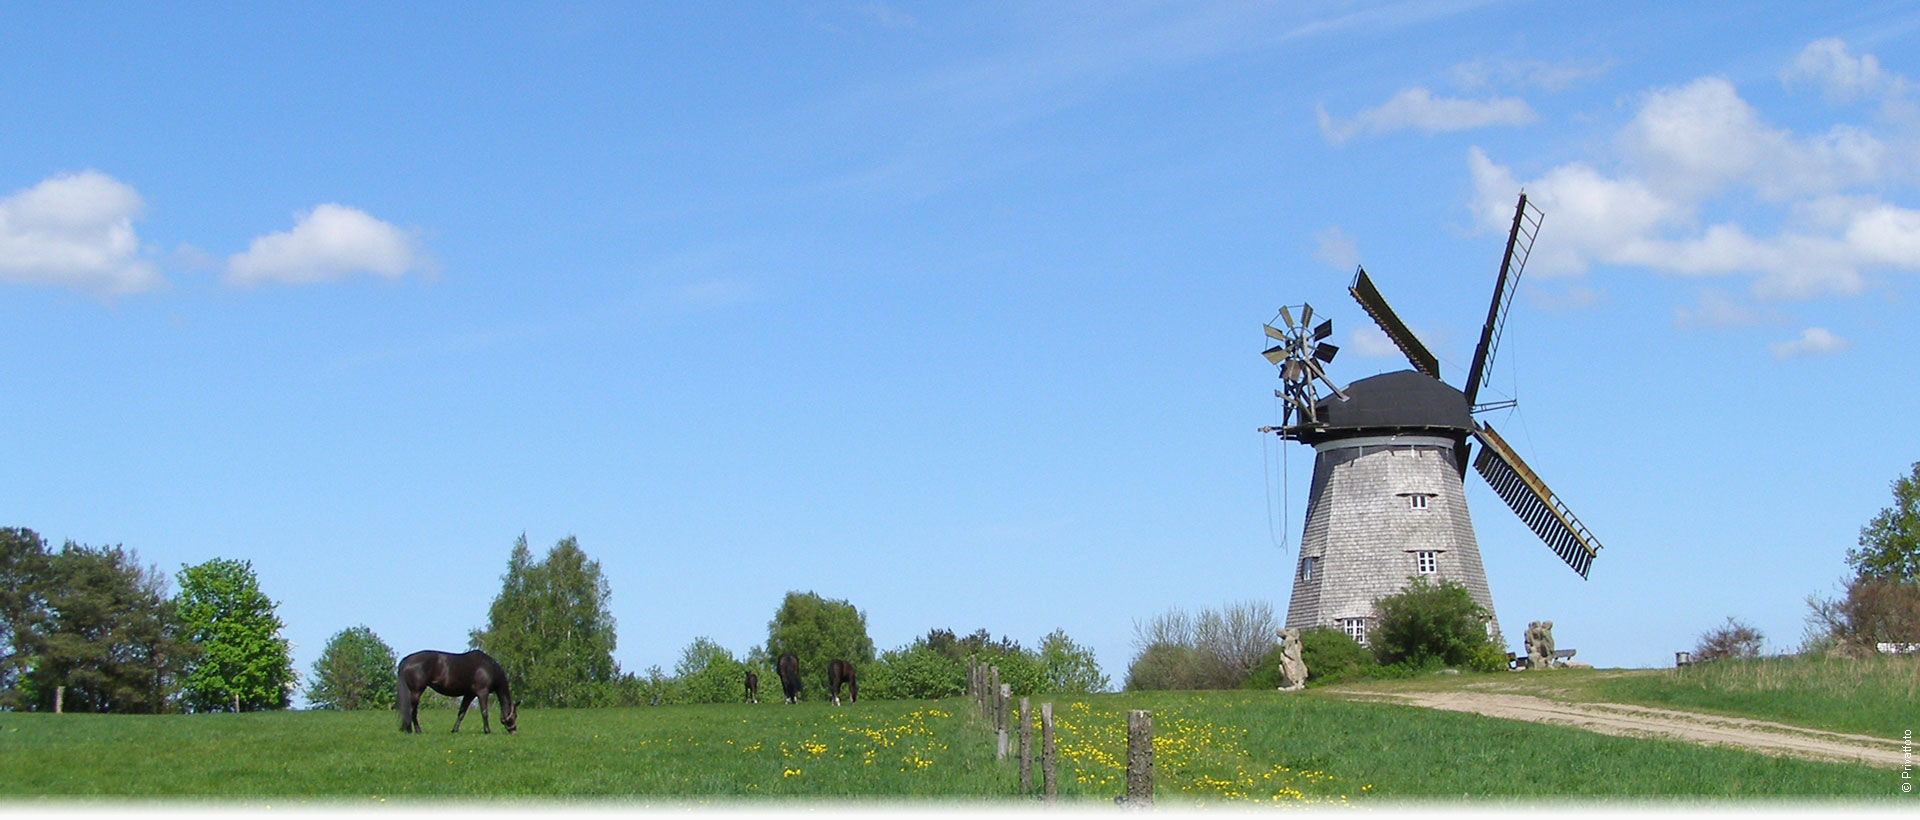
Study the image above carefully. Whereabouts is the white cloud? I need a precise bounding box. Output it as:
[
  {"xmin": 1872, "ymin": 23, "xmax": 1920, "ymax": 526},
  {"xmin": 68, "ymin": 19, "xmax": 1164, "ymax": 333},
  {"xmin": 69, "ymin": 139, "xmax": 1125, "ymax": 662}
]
[
  {"xmin": 226, "ymin": 204, "xmax": 428, "ymax": 286},
  {"xmin": 0, "ymin": 170, "xmax": 161, "ymax": 295},
  {"xmin": 1769, "ymin": 326, "xmax": 1850, "ymax": 358},
  {"xmin": 1313, "ymin": 226, "xmax": 1359, "ymax": 271},
  {"xmin": 1467, "ymin": 40, "xmax": 1920, "ymax": 303},
  {"xmin": 1318, "ymin": 87, "xmax": 1536, "ymax": 146},
  {"xmin": 1619, "ymin": 77, "xmax": 1887, "ymax": 201},
  {"xmin": 1782, "ymin": 38, "xmax": 1907, "ymax": 103},
  {"xmin": 1476, "ymin": 146, "xmax": 1920, "ymax": 298},
  {"xmin": 1468, "ymin": 147, "xmax": 1683, "ymax": 277}
]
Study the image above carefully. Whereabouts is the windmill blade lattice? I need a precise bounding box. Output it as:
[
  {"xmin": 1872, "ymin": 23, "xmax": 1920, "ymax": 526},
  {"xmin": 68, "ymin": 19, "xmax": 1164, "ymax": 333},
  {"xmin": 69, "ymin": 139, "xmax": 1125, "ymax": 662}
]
[{"xmin": 1471, "ymin": 423, "xmax": 1603, "ymax": 578}]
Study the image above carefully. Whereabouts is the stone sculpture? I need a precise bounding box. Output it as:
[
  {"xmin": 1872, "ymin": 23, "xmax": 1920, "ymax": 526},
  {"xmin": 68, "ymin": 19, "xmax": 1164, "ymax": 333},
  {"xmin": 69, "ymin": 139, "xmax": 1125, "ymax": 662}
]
[
  {"xmin": 1524, "ymin": 620, "xmax": 1555, "ymax": 669},
  {"xmin": 1277, "ymin": 628, "xmax": 1307, "ymax": 691}
]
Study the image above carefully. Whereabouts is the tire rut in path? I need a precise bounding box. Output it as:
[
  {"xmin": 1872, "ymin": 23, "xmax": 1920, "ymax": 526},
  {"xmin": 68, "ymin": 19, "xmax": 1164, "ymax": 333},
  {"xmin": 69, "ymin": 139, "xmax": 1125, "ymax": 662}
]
[{"xmin": 1332, "ymin": 689, "xmax": 1903, "ymax": 769}]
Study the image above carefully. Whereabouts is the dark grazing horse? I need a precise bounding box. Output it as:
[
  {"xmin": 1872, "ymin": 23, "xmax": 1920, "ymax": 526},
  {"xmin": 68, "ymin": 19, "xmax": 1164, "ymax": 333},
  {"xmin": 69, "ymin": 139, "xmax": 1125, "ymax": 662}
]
[
  {"xmin": 826, "ymin": 658, "xmax": 857, "ymax": 706},
  {"xmin": 776, "ymin": 653, "xmax": 802, "ymax": 704},
  {"xmin": 397, "ymin": 649, "xmax": 516, "ymax": 735},
  {"xmin": 745, "ymin": 670, "xmax": 759, "ymax": 704}
]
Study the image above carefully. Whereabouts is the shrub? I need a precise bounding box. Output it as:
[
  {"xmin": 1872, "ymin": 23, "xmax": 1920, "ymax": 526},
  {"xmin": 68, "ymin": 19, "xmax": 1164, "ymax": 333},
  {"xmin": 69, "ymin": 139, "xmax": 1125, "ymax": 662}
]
[
  {"xmin": 1125, "ymin": 643, "xmax": 1205, "ymax": 691},
  {"xmin": 1694, "ymin": 617, "xmax": 1765, "ymax": 661},
  {"xmin": 1808, "ymin": 576, "xmax": 1920, "ymax": 654},
  {"xmin": 1466, "ymin": 641, "xmax": 1510, "ymax": 673},
  {"xmin": 979, "ymin": 644, "xmax": 1047, "ymax": 696},
  {"xmin": 1368, "ymin": 577, "xmax": 1496, "ymax": 668},
  {"xmin": 1249, "ymin": 628, "xmax": 1379, "ymax": 688},
  {"xmin": 864, "ymin": 643, "xmax": 963, "ymax": 700},
  {"xmin": 1193, "ymin": 601, "xmax": 1279, "ymax": 681},
  {"xmin": 1301, "ymin": 627, "xmax": 1375, "ymax": 683},
  {"xmin": 1125, "ymin": 601, "xmax": 1278, "ymax": 690}
]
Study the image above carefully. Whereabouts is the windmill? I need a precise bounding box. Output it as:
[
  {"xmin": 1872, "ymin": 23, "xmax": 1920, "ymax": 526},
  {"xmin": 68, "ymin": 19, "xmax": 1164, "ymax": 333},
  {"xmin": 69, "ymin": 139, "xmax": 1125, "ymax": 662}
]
[{"xmin": 1260, "ymin": 193, "xmax": 1604, "ymax": 644}]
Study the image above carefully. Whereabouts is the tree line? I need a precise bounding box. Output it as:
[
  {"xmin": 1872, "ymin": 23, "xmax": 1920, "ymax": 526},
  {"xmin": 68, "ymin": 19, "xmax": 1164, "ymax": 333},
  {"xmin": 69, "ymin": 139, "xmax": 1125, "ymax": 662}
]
[
  {"xmin": 0, "ymin": 529, "xmax": 294, "ymax": 712},
  {"xmin": 445, "ymin": 533, "xmax": 1108, "ymax": 709},
  {"xmin": 1, "ymin": 527, "xmax": 1110, "ymax": 712}
]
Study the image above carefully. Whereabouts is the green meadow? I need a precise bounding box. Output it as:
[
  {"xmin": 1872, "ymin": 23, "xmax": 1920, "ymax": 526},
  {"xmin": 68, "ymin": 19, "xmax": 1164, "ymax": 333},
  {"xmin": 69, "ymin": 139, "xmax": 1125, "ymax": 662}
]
[{"xmin": 0, "ymin": 689, "xmax": 1895, "ymax": 804}]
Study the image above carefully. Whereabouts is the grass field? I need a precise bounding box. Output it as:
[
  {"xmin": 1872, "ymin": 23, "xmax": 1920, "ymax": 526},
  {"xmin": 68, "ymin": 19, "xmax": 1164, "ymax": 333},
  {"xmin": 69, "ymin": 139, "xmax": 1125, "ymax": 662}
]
[
  {"xmin": 0, "ymin": 688, "xmax": 1896, "ymax": 803},
  {"xmin": 1330, "ymin": 654, "xmax": 1920, "ymax": 738},
  {"xmin": 1590, "ymin": 654, "xmax": 1920, "ymax": 737}
]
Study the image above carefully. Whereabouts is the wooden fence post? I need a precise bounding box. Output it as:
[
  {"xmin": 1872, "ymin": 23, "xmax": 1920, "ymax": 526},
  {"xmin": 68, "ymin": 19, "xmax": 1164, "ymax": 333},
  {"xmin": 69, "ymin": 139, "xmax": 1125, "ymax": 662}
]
[
  {"xmin": 1126, "ymin": 709, "xmax": 1153, "ymax": 807},
  {"xmin": 996, "ymin": 684, "xmax": 1011, "ymax": 760},
  {"xmin": 987, "ymin": 666, "xmax": 1000, "ymax": 720},
  {"xmin": 54, "ymin": 686, "xmax": 64, "ymax": 714},
  {"xmin": 1018, "ymin": 696, "xmax": 1033, "ymax": 793},
  {"xmin": 1041, "ymin": 702, "xmax": 1056, "ymax": 805}
]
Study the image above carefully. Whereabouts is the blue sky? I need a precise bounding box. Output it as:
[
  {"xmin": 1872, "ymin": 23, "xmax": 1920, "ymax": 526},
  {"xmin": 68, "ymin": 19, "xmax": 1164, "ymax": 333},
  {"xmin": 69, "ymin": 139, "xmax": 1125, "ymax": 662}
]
[{"xmin": 5, "ymin": 2, "xmax": 1919, "ymax": 701}]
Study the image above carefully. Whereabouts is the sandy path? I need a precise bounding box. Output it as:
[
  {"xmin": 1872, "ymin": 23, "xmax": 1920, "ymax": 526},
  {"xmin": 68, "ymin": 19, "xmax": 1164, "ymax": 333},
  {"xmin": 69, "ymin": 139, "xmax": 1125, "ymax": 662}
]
[{"xmin": 1333, "ymin": 690, "xmax": 1905, "ymax": 769}]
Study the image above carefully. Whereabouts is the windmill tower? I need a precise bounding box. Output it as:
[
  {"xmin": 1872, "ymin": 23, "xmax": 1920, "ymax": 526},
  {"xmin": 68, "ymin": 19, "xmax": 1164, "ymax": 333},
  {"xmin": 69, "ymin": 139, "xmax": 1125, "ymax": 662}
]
[{"xmin": 1261, "ymin": 193, "xmax": 1604, "ymax": 645}]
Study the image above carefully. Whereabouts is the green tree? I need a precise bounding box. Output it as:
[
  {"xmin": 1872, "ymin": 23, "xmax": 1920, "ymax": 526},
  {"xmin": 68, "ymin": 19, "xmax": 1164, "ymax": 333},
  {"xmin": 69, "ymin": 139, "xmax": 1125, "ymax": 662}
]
[
  {"xmin": 764, "ymin": 591, "xmax": 874, "ymax": 698},
  {"xmin": 176, "ymin": 558, "xmax": 294, "ymax": 712},
  {"xmin": 469, "ymin": 534, "xmax": 618, "ymax": 707},
  {"xmin": 1368, "ymin": 576, "xmax": 1496, "ymax": 668},
  {"xmin": 1850, "ymin": 461, "xmax": 1920, "ymax": 581},
  {"xmin": 1037, "ymin": 628, "xmax": 1108, "ymax": 694},
  {"xmin": 0, "ymin": 528, "xmax": 51, "ymax": 705},
  {"xmin": 307, "ymin": 625, "xmax": 398, "ymax": 710},
  {"xmin": 12, "ymin": 541, "xmax": 191, "ymax": 713},
  {"xmin": 670, "ymin": 636, "xmax": 746, "ymax": 704}
]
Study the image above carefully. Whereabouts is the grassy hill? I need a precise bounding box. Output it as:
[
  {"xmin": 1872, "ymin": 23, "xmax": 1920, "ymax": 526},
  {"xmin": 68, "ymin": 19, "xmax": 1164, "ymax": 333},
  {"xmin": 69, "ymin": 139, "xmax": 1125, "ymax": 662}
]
[{"xmin": 0, "ymin": 687, "xmax": 1894, "ymax": 803}]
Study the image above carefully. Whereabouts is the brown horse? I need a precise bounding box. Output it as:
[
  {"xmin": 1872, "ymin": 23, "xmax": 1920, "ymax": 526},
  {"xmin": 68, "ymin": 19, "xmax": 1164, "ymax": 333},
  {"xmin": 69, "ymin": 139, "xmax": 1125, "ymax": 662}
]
[
  {"xmin": 397, "ymin": 649, "xmax": 517, "ymax": 734},
  {"xmin": 745, "ymin": 670, "xmax": 760, "ymax": 704},
  {"xmin": 826, "ymin": 658, "xmax": 857, "ymax": 706},
  {"xmin": 777, "ymin": 653, "xmax": 802, "ymax": 704}
]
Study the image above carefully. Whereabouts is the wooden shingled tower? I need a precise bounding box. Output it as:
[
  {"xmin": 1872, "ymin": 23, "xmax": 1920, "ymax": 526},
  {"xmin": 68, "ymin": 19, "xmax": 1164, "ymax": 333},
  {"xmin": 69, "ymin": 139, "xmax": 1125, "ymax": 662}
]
[{"xmin": 1259, "ymin": 193, "xmax": 1605, "ymax": 645}]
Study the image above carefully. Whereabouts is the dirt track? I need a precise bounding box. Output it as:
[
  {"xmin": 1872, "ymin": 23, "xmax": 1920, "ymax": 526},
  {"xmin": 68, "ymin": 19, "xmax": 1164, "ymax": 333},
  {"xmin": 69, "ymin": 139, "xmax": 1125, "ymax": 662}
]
[{"xmin": 1334, "ymin": 689, "xmax": 1904, "ymax": 769}]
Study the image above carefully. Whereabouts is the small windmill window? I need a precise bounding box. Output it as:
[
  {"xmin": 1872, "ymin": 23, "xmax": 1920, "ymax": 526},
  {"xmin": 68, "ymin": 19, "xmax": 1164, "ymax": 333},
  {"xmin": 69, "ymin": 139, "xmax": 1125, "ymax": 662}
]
[
  {"xmin": 1408, "ymin": 493, "xmax": 1430, "ymax": 510},
  {"xmin": 1416, "ymin": 550, "xmax": 1438, "ymax": 575},
  {"xmin": 1300, "ymin": 556, "xmax": 1318, "ymax": 582},
  {"xmin": 1340, "ymin": 617, "xmax": 1367, "ymax": 645}
]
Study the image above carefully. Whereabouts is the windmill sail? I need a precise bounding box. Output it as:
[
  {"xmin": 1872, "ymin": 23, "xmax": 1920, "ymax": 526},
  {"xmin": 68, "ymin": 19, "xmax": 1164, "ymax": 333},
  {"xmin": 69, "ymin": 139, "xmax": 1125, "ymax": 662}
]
[
  {"xmin": 1463, "ymin": 194, "xmax": 1543, "ymax": 410},
  {"xmin": 1349, "ymin": 268, "xmax": 1440, "ymax": 379},
  {"xmin": 1471, "ymin": 423, "xmax": 1602, "ymax": 578}
]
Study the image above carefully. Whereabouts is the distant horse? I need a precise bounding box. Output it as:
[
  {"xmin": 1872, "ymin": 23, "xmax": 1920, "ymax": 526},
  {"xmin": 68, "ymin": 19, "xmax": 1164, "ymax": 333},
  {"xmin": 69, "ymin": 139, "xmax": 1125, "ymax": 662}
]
[
  {"xmin": 826, "ymin": 659, "xmax": 857, "ymax": 706},
  {"xmin": 397, "ymin": 649, "xmax": 517, "ymax": 735},
  {"xmin": 777, "ymin": 653, "xmax": 802, "ymax": 704},
  {"xmin": 745, "ymin": 671, "xmax": 760, "ymax": 704}
]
